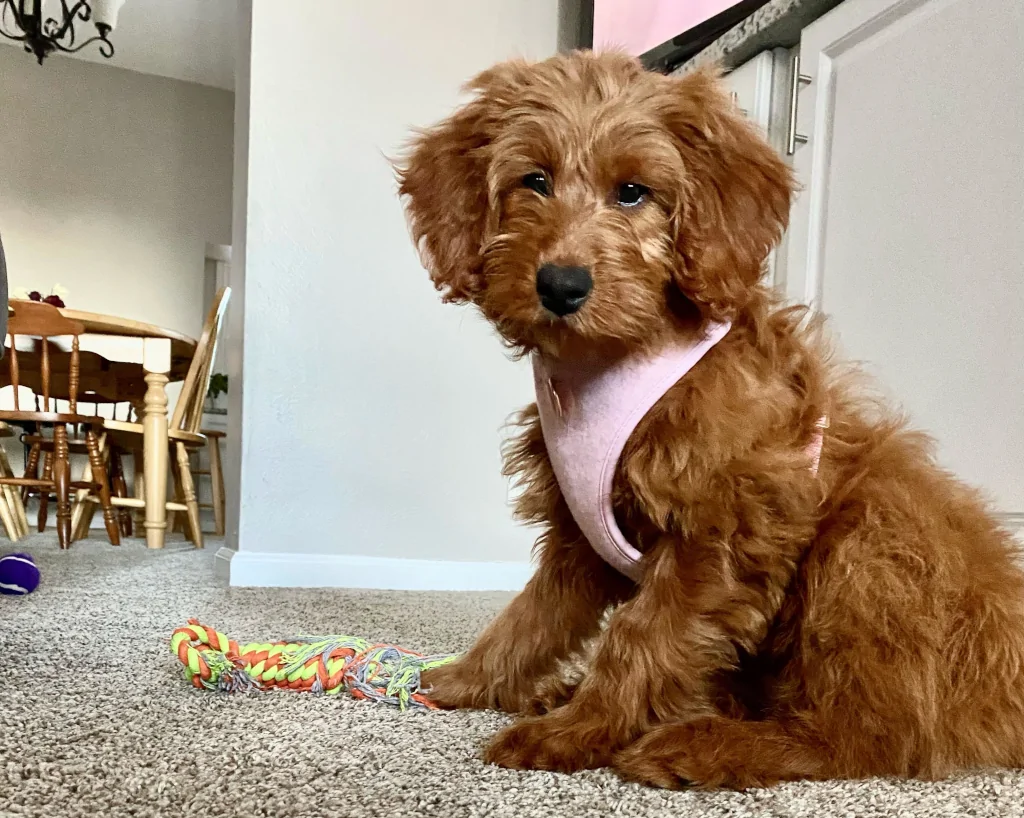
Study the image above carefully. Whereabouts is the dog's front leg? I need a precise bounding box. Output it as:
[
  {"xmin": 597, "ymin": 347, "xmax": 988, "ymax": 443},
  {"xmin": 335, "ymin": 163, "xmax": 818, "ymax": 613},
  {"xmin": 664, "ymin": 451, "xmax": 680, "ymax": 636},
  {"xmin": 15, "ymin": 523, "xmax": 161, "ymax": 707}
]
[
  {"xmin": 422, "ymin": 529, "xmax": 631, "ymax": 713},
  {"xmin": 483, "ymin": 530, "xmax": 798, "ymax": 772},
  {"xmin": 423, "ymin": 404, "xmax": 631, "ymax": 713}
]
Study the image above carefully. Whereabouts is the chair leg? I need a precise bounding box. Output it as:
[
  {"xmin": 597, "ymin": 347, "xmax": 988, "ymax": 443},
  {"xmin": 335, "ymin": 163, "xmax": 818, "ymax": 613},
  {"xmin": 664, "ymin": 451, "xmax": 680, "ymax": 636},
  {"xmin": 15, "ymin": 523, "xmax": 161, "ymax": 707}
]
[
  {"xmin": 15, "ymin": 491, "xmax": 30, "ymax": 538},
  {"xmin": 168, "ymin": 464, "xmax": 186, "ymax": 540},
  {"xmin": 175, "ymin": 442, "xmax": 204, "ymax": 549},
  {"xmin": 0, "ymin": 447, "xmax": 30, "ymax": 537},
  {"xmin": 22, "ymin": 443, "xmax": 40, "ymax": 505},
  {"xmin": 209, "ymin": 437, "xmax": 226, "ymax": 537},
  {"xmin": 0, "ymin": 488, "xmax": 20, "ymax": 542},
  {"xmin": 16, "ymin": 487, "xmax": 30, "ymax": 537},
  {"xmin": 0, "ymin": 445, "xmax": 15, "ymax": 480},
  {"xmin": 71, "ymin": 443, "xmax": 99, "ymax": 543},
  {"xmin": 38, "ymin": 450, "xmax": 54, "ymax": 533},
  {"xmin": 70, "ymin": 456, "xmax": 93, "ymax": 542},
  {"xmin": 110, "ymin": 450, "xmax": 133, "ymax": 538},
  {"xmin": 76, "ymin": 500, "xmax": 98, "ymax": 541},
  {"xmin": 132, "ymin": 449, "xmax": 145, "ymax": 537},
  {"xmin": 5, "ymin": 486, "xmax": 28, "ymax": 539},
  {"xmin": 86, "ymin": 430, "xmax": 120, "ymax": 546},
  {"xmin": 72, "ymin": 432, "xmax": 110, "ymax": 541},
  {"xmin": 53, "ymin": 425, "xmax": 72, "ymax": 549},
  {"xmin": 71, "ymin": 501, "xmax": 92, "ymax": 542}
]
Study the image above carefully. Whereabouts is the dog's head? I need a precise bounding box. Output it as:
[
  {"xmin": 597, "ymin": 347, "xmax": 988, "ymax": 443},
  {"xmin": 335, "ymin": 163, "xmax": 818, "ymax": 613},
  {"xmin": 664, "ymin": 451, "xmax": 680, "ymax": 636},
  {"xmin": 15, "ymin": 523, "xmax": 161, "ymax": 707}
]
[{"xmin": 398, "ymin": 51, "xmax": 794, "ymax": 357}]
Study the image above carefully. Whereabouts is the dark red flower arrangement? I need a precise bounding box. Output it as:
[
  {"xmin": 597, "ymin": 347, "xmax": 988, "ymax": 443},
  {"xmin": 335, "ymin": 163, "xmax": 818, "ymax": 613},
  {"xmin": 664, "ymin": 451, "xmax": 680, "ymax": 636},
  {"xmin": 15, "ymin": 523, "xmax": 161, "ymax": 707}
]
[{"xmin": 27, "ymin": 290, "xmax": 66, "ymax": 308}]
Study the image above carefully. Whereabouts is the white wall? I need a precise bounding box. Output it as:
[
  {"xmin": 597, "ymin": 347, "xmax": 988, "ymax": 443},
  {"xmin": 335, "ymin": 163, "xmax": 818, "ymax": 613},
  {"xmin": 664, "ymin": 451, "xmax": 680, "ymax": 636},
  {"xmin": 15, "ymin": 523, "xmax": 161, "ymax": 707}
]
[
  {"xmin": 225, "ymin": 1, "xmax": 560, "ymax": 588},
  {"xmin": 0, "ymin": 46, "xmax": 234, "ymax": 343}
]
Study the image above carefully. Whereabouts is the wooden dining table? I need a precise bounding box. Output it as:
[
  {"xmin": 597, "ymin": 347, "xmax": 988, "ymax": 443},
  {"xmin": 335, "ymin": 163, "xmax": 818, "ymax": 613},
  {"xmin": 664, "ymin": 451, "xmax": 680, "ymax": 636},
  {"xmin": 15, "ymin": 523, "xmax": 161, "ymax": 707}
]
[{"xmin": 3, "ymin": 305, "xmax": 198, "ymax": 549}]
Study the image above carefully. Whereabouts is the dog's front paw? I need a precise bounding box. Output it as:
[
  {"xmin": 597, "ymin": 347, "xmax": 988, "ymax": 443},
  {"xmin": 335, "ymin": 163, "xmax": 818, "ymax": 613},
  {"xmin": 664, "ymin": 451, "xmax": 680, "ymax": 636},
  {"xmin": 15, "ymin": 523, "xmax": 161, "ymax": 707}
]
[
  {"xmin": 422, "ymin": 658, "xmax": 565, "ymax": 713},
  {"xmin": 613, "ymin": 732, "xmax": 696, "ymax": 789},
  {"xmin": 484, "ymin": 713, "xmax": 612, "ymax": 772},
  {"xmin": 420, "ymin": 660, "xmax": 493, "ymax": 710}
]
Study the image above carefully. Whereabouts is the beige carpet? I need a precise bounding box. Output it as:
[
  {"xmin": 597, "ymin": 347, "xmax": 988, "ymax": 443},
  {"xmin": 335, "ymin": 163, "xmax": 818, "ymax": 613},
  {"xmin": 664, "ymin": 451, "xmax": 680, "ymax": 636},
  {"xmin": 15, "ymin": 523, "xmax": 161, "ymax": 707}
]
[{"xmin": 1, "ymin": 535, "xmax": 1022, "ymax": 817}]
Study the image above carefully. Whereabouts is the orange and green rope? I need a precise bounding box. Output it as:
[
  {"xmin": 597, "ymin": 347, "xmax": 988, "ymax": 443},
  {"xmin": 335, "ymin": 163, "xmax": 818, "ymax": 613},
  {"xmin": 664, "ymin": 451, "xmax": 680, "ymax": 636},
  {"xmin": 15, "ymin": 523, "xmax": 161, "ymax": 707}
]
[{"xmin": 170, "ymin": 619, "xmax": 457, "ymax": 710}]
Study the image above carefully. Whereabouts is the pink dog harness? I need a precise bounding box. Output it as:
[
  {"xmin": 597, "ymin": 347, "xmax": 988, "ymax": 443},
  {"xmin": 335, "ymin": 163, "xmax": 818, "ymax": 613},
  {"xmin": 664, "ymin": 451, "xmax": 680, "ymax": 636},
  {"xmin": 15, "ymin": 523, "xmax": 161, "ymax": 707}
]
[{"xmin": 533, "ymin": 322, "xmax": 826, "ymax": 582}]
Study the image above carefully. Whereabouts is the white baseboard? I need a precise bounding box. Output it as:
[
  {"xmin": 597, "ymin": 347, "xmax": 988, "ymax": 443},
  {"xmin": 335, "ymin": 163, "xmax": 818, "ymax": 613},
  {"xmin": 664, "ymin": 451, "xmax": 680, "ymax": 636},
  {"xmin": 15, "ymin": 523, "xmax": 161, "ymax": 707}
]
[{"xmin": 215, "ymin": 547, "xmax": 533, "ymax": 592}]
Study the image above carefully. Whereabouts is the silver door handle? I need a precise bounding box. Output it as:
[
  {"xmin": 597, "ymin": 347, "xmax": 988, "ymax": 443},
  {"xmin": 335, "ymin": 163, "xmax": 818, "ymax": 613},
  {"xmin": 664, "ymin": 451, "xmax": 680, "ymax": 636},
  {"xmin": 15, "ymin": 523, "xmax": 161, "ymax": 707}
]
[{"xmin": 787, "ymin": 53, "xmax": 812, "ymax": 155}]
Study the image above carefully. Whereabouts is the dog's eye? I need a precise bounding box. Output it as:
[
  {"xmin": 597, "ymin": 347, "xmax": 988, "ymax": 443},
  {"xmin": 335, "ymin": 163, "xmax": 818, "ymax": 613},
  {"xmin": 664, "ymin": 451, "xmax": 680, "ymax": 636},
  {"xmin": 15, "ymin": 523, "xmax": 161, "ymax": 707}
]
[
  {"xmin": 616, "ymin": 183, "xmax": 649, "ymax": 208},
  {"xmin": 522, "ymin": 172, "xmax": 551, "ymax": 197}
]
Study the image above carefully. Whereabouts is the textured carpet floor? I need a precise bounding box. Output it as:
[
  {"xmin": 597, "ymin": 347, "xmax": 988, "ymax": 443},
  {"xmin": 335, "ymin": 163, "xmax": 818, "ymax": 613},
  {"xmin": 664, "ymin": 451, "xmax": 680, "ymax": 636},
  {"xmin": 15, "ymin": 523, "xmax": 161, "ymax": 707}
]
[{"xmin": 1, "ymin": 536, "xmax": 1022, "ymax": 817}]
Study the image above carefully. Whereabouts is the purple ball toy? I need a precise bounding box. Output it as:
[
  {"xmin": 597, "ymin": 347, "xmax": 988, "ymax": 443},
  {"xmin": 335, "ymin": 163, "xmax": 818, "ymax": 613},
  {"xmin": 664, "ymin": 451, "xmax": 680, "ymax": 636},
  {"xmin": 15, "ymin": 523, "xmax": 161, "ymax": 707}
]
[{"xmin": 0, "ymin": 552, "xmax": 40, "ymax": 595}]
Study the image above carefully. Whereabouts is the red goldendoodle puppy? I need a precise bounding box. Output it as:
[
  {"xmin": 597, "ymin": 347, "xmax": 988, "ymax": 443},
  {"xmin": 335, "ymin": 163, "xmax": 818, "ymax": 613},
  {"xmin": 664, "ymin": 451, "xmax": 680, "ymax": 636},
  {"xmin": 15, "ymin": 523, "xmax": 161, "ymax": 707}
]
[{"xmin": 397, "ymin": 50, "xmax": 1024, "ymax": 788}]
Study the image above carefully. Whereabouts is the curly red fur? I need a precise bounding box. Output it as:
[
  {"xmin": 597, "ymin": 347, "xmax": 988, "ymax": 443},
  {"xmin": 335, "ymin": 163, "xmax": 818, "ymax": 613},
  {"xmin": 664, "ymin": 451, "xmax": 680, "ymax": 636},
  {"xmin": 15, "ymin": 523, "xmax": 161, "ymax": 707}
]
[{"xmin": 397, "ymin": 51, "xmax": 1024, "ymax": 788}]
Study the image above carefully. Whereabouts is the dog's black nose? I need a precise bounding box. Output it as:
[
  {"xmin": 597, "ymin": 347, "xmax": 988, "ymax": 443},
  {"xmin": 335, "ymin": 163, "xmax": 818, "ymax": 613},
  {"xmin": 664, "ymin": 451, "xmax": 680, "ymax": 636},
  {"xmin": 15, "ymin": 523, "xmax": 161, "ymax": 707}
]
[{"xmin": 536, "ymin": 264, "xmax": 593, "ymax": 317}]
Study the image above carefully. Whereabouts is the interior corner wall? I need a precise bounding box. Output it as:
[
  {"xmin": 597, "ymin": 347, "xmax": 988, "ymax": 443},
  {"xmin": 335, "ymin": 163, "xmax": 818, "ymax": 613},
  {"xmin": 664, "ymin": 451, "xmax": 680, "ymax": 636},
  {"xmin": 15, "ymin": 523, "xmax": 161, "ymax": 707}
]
[
  {"xmin": 221, "ymin": 0, "xmax": 253, "ymax": 569},
  {"xmin": 229, "ymin": 1, "xmax": 560, "ymax": 587}
]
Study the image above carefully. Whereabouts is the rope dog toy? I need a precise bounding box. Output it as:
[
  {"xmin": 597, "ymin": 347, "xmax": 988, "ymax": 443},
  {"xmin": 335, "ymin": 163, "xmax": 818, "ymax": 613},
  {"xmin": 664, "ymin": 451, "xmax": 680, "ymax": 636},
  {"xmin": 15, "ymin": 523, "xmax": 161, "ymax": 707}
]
[{"xmin": 170, "ymin": 619, "xmax": 458, "ymax": 710}]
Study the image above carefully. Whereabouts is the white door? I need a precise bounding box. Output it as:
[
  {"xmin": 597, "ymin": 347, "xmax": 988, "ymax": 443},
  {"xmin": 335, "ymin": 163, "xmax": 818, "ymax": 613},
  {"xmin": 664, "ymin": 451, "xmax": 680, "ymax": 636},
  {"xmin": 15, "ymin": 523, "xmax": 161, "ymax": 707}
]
[
  {"xmin": 720, "ymin": 48, "xmax": 794, "ymax": 287},
  {"xmin": 785, "ymin": 0, "xmax": 1024, "ymax": 526}
]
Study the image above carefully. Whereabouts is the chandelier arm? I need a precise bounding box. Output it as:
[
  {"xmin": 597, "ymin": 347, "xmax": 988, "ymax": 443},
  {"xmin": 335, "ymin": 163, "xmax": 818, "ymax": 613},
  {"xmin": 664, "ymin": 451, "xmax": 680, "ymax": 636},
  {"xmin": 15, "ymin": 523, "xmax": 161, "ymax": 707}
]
[
  {"xmin": 0, "ymin": 15, "xmax": 29, "ymax": 40},
  {"xmin": 52, "ymin": 30, "xmax": 112, "ymax": 57},
  {"xmin": 46, "ymin": 0, "xmax": 91, "ymax": 43},
  {"xmin": 0, "ymin": 0, "xmax": 30, "ymax": 39}
]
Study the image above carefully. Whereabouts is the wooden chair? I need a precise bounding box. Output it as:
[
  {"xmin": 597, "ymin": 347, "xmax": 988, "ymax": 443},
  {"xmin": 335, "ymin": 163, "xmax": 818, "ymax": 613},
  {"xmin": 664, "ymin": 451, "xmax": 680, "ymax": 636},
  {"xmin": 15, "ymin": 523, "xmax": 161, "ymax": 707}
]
[
  {"xmin": 82, "ymin": 288, "xmax": 231, "ymax": 548},
  {"xmin": 21, "ymin": 397, "xmax": 136, "ymax": 539},
  {"xmin": 7, "ymin": 350, "xmax": 135, "ymax": 533},
  {"xmin": 0, "ymin": 301, "xmax": 120, "ymax": 548}
]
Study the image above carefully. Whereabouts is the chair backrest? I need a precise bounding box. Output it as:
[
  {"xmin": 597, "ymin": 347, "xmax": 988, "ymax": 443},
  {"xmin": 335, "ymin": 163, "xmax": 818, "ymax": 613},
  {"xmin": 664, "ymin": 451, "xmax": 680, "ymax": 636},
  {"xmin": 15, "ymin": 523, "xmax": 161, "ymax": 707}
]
[
  {"xmin": 4, "ymin": 300, "xmax": 86, "ymax": 416},
  {"xmin": 171, "ymin": 287, "xmax": 231, "ymax": 434}
]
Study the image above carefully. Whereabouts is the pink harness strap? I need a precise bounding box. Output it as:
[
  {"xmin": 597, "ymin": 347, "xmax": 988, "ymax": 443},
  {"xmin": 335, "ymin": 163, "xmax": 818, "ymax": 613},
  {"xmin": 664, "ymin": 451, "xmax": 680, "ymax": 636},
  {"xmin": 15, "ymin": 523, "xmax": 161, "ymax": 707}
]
[{"xmin": 534, "ymin": 323, "xmax": 826, "ymax": 582}]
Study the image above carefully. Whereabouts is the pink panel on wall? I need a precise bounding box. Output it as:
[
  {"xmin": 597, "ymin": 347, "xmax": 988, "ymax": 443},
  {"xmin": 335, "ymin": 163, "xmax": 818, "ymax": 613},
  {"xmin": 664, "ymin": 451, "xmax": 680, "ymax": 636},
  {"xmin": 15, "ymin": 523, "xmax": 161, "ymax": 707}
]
[{"xmin": 593, "ymin": 0, "xmax": 745, "ymax": 56}]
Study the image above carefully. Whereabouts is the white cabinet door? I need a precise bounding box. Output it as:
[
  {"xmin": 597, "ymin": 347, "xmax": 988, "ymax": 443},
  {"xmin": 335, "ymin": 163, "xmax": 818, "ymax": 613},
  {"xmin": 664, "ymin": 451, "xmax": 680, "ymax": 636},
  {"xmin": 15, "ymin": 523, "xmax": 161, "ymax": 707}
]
[
  {"xmin": 722, "ymin": 48, "xmax": 794, "ymax": 287},
  {"xmin": 723, "ymin": 50, "xmax": 776, "ymax": 132},
  {"xmin": 785, "ymin": 0, "xmax": 1024, "ymax": 525}
]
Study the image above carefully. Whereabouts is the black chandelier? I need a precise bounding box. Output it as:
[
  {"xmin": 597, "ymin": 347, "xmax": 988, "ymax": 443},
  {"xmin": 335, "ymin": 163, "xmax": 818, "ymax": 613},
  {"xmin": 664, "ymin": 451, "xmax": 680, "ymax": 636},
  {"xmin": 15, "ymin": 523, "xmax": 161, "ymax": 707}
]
[{"xmin": 0, "ymin": 0, "xmax": 125, "ymax": 65}]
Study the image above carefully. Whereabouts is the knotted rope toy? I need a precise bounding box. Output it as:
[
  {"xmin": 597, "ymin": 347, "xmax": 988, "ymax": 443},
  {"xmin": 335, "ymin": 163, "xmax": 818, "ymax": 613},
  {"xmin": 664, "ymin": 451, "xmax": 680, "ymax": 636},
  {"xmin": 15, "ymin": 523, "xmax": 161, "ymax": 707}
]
[{"xmin": 170, "ymin": 620, "xmax": 458, "ymax": 710}]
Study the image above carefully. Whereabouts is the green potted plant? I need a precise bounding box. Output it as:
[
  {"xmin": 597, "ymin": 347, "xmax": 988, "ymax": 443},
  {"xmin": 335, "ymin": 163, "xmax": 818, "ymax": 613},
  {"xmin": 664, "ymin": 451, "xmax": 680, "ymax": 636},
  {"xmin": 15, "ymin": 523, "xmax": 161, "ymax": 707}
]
[{"xmin": 206, "ymin": 372, "xmax": 228, "ymax": 414}]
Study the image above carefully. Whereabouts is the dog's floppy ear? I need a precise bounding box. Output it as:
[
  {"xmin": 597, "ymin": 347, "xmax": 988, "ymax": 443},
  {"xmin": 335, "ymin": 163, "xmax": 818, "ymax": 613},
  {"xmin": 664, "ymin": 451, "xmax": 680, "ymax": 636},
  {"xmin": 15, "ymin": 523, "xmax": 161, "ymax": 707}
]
[
  {"xmin": 398, "ymin": 65, "xmax": 522, "ymax": 303},
  {"xmin": 659, "ymin": 66, "xmax": 795, "ymax": 321}
]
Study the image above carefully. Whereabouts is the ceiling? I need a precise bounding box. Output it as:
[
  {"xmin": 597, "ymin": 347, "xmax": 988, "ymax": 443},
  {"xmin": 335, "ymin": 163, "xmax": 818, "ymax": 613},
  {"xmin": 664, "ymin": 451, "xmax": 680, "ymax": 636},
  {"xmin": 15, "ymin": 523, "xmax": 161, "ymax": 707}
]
[{"xmin": 1, "ymin": 0, "xmax": 236, "ymax": 90}]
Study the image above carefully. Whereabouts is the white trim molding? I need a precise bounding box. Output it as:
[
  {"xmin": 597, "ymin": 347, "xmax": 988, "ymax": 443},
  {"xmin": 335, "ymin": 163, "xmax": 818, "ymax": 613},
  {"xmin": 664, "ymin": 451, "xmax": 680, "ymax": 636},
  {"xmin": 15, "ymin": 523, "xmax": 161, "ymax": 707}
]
[
  {"xmin": 211, "ymin": 511, "xmax": 1023, "ymax": 592},
  {"xmin": 204, "ymin": 242, "xmax": 232, "ymax": 263},
  {"xmin": 215, "ymin": 547, "xmax": 533, "ymax": 592}
]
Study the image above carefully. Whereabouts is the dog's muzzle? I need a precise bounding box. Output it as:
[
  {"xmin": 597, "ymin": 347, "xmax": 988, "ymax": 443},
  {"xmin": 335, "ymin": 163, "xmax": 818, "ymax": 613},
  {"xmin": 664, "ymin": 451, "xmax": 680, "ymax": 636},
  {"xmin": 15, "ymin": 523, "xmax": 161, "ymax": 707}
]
[{"xmin": 536, "ymin": 264, "xmax": 592, "ymax": 317}]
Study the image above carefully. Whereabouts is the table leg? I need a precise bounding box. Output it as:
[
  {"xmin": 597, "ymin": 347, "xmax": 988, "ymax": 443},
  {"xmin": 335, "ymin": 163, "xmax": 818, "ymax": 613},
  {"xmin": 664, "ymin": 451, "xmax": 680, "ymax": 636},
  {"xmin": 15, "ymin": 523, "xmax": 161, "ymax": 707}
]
[{"xmin": 142, "ymin": 338, "xmax": 171, "ymax": 549}]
